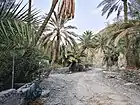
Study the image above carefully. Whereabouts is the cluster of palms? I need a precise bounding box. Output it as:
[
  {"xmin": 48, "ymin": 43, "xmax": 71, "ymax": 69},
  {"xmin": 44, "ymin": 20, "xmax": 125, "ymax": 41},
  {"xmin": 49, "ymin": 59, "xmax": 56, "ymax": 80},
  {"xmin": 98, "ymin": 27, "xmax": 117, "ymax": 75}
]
[
  {"xmin": 0, "ymin": 0, "xmax": 76, "ymax": 90},
  {"xmin": 1, "ymin": 0, "xmax": 140, "ymax": 91},
  {"xmin": 37, "ymin": 11, "xmax": 78, "ymax": 65},
  {"xmin": 94, "ymin": 0, "xmax": 140, "ymax": 68},
  {"xmin": 78, "ymin": 0, "xmax": 140, "ymax": 69},
  {"xmin": 77, "ymin": 0, "xmax": 140, "ymax": 69}
]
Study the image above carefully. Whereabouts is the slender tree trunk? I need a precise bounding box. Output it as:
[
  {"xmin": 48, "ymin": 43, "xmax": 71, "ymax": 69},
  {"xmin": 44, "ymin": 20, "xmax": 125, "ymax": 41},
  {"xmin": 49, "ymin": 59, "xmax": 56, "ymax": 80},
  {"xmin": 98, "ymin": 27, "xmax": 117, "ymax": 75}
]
[
  {"xmin": 28, "ymin": 0, "xmax": 32, "ymax": 26},
  {"xmin": 12, "ymin": 54, "xmax": 15, "ymax": 88},
  {"xmin": 51, "ymin": 32, "xmax": 60, "ymax": 65},
  {"xmin": 135, "ymin": 49, "xmax": 140, "ymax": 68},
  {"xmin": 135, "ymin": 38, "xmax": 140, "ymax": 68},
  {"xmin": 123, "ymin": 0, "xmax": 128, "ymax": 23},
  {"xmin": 54, "ymin": 32, "xmax": 60, "ymax": 63},
  {"xmin": 86, "ymin": 49, "xmax": 88, "ymax": 63},
  {"xmin": 123, "ymin": 0, "xmax": 136, "ymax": 68},
  {"xmin": 37, "ymin": 0, "xmax": 58, "ymax": 37},
  {"xmin": 123, "ymin": 0, "xmax": 129, "ymax": 54}
]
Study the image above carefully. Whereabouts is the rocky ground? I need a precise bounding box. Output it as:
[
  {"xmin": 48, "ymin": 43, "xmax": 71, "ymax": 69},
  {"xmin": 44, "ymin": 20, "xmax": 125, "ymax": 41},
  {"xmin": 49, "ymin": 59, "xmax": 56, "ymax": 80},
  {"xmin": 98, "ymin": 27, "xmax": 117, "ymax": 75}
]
[{"xmin": 40, "ymin": 68, "xmax": 140, "ymax": 105}]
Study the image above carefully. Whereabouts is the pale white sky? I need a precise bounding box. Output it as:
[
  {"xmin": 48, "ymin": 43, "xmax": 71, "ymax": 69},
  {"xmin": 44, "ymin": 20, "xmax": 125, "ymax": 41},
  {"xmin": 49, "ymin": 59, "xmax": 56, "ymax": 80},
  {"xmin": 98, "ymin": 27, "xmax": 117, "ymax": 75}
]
[{"xmin": 18, "ymin": 0, "xmax": 117, "ymax": 34}]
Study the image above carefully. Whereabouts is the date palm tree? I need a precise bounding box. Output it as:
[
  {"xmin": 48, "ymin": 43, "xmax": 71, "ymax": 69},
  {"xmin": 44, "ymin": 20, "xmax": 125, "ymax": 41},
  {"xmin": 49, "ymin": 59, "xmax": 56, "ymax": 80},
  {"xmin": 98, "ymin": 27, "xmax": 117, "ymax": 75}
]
[
  {"xmin": 37, "ymin": 12, "xmax": 78, "ymax": 64},
  {"xmin": 97, "ymin": 0, "xmax": 132, "ymax": 21},
  {"xmin": 78, "ymin": 31, "xmax": 94, "ymax": 53},
  {"xmin": 78, "ymin": 30, "xmax": 98, "ymax": 63}
]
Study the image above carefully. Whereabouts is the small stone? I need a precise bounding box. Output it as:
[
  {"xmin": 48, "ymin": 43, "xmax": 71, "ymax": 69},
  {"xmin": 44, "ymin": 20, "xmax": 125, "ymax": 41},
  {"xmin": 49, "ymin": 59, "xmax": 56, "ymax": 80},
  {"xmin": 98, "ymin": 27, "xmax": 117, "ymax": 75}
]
[
  {"xmin": 107, "ymin": 75, "xmax": 116, "ymax": 78},
  {"xmin": 124, "ymin": 83, "xmax": 136, "ymax": 87},
  {"xmin": 41, "ymin": 90, "xmax": 50, "ymax": 97}
]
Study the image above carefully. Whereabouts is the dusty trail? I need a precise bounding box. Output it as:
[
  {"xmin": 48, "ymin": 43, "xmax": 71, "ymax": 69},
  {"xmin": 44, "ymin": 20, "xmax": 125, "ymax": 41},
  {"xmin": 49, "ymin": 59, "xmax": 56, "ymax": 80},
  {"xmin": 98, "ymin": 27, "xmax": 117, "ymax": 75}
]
[{"xmin": 41, "ymin": 68, "xmax": 140, "ymax": 105}]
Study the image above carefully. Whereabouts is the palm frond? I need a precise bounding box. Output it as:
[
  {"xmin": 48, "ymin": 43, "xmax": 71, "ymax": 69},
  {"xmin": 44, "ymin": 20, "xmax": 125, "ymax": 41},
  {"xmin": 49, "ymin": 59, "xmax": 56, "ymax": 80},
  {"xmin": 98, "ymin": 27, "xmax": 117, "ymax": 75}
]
[
  {"xmin": 117, "ymin": 5, "xmax": 123, "ymax": 18},
  {"xmin": 0, "ymin": 0, "xmax": 40, "ymax": 23},
  {"xmin": 114, "ymin": 29, "xmax": 128, "ymax": 46},
  {"xmin": 98, "ymin": 0, "xmax": 135, "ymax": 19},
  {"xmin": 97, "ymin": 0, "xmax": 108, "ymax": 8},
  {"xmin": 101, "ymin": 2, "xmax": 113, "ymax": 16},
  {"xmin": 106, "ymin": 1, "xmax": 120, "ymax": 18},
  {"xmin": 0, "ymin": 21, "xmax": 37, "ymax": 51},
  {"xmin": 0, "ymin": 0, "xmax": 40, "ymax": 52}
]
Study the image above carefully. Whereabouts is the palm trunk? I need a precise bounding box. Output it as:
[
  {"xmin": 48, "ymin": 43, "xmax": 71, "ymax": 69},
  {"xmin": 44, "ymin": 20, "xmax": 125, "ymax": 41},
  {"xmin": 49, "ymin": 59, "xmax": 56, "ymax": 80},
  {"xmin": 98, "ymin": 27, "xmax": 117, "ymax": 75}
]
[
  {"xmin": 135, "ymin": 38, "xmax": 140, "ymax": 68},
  {"xmin": 123, "ymin": 0, "xmax": 128, "ymax": 52},
  {"xmin": 86, "ymin": 49, "xmax": 88, "ymax": 63},
  {"xmin": 51, "ymin": 32, "xmax": 60, "ymax": 65},
  {"xmin": 134, "ymin": 45, "xmax": 139, "ymax": 68},
  {"xmin": 37, "ymin": 0, "xmax": 58, "ymax": 37},
  {"xmin": 54, "ymin": 32, "xmax": 60, "ymax": 63},
  {"xmin": 123, "ymin": 0, "xmax": 128, "ymax": 23},
  {"xmin": 28, "ymin": 0, "xmax": 32, "ymax": 26},
  {"xmin": 12, "ymin": 54, "xmax": 15, "ymax": 88},
  {"xmin": 123, "ymin": 0, "xmax": 136, "ymax": 68}
]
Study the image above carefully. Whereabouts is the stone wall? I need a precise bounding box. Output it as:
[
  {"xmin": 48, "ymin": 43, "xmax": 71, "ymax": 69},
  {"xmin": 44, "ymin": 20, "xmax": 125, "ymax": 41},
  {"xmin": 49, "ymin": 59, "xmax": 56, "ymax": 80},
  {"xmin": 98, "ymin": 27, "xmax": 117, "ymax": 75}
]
[
  {"xmin": 0, "ymin": 83, "xmax": 47, "ymax": 105},
  {"xmin": 0, "ymin": 89, "xmax": 22, "ymax": 105}
]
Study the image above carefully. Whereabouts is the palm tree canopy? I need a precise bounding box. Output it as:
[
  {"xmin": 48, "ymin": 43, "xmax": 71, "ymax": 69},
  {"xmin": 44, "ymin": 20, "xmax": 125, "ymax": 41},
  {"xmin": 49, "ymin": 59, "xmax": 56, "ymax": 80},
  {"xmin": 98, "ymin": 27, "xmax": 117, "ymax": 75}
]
[
  {"xmin": 97, "ymin": 0, "xmax": 139, "ymax": 19},
  {"xmin": 94, "ymin": 20, "xmax": 140, "ymax": 54},
  {"xmin": 79, "ymin": 31, "xmax": 94, "ymax": 49},
  {"xmin": 0, "ymin": 0, "xmax": 39, "ymax": 52},
  {"xmin": 0, "ymin": 0, "xmax": 15, "ymax": 7},
  {"xmin": 38, "ymin": 11, "xmax": 78, "ymax": 53},
  {"xmin": 128, "ymin": 0, "xmax": 140, "ymax": 19},
  {"xmin": 92, "ymin": 33, "xmax": 109, "ymax": 51}
]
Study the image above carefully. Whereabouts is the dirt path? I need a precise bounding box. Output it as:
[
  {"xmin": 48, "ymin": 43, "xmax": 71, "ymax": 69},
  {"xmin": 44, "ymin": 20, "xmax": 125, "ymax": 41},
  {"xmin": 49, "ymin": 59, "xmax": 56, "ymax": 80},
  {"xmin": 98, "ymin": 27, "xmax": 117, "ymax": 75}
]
[{"xmin": 41, "ymin": 68, "xmax": 140, "ymax": 105}]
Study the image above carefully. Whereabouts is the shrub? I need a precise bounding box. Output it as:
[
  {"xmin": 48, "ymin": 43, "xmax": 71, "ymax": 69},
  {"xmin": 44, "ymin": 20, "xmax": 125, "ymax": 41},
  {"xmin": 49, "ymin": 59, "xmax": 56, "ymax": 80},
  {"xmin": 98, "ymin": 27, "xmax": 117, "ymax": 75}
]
[{"xmin": 0, "ymin": 48, "xmax": 50, "ymax": 91}]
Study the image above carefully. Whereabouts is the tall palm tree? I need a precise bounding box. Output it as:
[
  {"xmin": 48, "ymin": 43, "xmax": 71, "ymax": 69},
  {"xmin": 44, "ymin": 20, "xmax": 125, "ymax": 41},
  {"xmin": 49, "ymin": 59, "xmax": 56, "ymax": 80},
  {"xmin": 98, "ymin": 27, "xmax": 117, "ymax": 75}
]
[
  {"xmin": 37, "ymin": 12, "xmax": 78, "ymax": 64},
  {"xmin": 97, "ymin": 0, "xmax": 131, "ymax": 21},
  {"xmin": 79, "ymin": 31, "xmax": 94, "ymax": 53},
  {"xmin": 37, "ymin": 0, "xmax": 75, "ymax": 37},
  {"xmin": 78, "ymin": 31, "xmax": 96, "ymax": 63},
  {"xmin": 92, "ymin": 33, "xmax": 109, "ymax": 52}
]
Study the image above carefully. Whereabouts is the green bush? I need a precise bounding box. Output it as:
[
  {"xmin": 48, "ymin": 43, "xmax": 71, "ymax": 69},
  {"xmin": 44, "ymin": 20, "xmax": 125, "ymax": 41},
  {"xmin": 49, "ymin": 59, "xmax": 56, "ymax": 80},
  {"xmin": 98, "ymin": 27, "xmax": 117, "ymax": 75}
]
[{"xmin": 0, "ymin": 48, "xmax": 49, "ymax": 91}]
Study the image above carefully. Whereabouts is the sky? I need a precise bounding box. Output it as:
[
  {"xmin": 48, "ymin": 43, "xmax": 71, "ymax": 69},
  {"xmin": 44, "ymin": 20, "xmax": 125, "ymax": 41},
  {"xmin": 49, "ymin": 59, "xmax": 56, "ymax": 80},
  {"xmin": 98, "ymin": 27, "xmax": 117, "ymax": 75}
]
[{"xmin": 19, "ymin": 0, "xmax": 117, "ymax": 35}]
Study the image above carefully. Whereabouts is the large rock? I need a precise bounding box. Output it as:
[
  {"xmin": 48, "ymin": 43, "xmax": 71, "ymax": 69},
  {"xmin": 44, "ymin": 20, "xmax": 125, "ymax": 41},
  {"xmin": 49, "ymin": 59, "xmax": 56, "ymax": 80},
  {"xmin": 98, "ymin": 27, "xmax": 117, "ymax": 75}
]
[
  {"xmin": 69, "ymin": 62, "xmax": 87, "ymax": 73},
  {"xmin": 0, "ymin": 82, "xmax": 44, "ymax": 105}
]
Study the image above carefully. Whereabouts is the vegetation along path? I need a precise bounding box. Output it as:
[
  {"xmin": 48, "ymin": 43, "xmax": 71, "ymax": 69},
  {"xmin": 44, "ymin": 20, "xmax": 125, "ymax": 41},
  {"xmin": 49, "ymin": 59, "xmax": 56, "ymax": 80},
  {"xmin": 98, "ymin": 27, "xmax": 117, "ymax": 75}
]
[{"xmin": 41, "ymin": 68, "xmax": 140, "ymax": 105}]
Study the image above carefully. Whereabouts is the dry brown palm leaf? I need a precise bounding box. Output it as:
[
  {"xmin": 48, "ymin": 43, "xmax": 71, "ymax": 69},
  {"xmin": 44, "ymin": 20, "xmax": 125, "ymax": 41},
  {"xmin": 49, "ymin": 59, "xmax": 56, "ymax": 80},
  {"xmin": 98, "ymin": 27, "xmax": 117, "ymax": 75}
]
[{"xmin": 58, "ymin": 0, "xmax": 75, "ymax": 20}]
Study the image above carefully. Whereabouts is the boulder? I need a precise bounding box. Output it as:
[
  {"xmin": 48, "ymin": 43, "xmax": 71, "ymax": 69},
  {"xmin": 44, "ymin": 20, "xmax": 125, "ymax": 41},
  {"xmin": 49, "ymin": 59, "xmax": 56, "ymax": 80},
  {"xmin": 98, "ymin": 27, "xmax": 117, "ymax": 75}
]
[{"xmin": 69, "ymin": 62, "xmax": 87, "ymax": 73}]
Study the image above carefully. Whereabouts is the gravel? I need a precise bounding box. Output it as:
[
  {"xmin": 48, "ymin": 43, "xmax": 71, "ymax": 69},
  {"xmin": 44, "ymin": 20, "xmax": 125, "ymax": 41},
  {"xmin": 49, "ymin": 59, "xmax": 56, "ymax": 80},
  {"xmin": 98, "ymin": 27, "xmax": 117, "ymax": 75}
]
[{"xmin": 40, "ymin": 68, "xmax": 140, "ymax": 105}]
